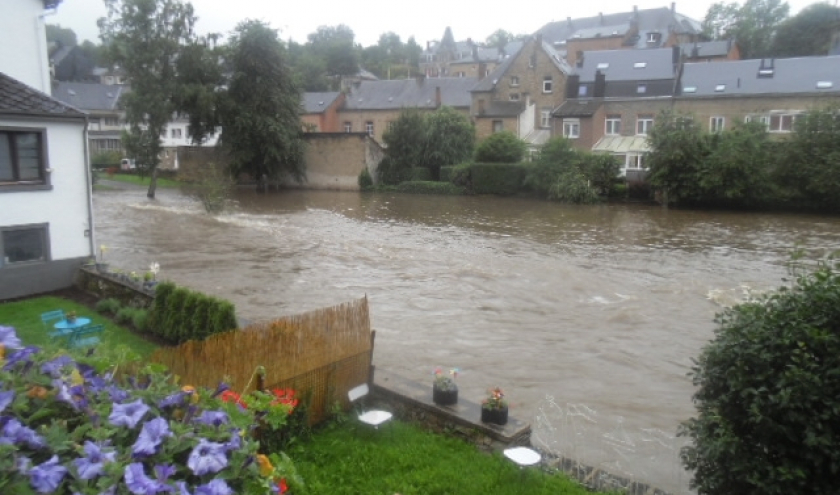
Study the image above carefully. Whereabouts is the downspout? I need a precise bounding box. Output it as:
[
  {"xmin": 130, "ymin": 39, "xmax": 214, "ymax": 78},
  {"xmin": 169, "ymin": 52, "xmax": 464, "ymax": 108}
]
[
  {"xmin": 82, "ymin": 116, "xmax": 96, "ymax": 260},
  {"xmin": 38, "ymin": 8, "xmax": 58, "ymax": 92}
]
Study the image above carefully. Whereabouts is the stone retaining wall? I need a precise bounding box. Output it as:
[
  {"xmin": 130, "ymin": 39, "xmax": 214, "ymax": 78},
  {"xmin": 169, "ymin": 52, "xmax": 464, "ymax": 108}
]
[{"xmin": 75, "ymin": 267, "xmax": 155, "ymax": 309}]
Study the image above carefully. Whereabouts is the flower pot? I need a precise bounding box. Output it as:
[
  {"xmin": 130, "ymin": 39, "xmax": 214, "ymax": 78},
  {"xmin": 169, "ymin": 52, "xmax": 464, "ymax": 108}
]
[
  {"xmin": 432, "ymin": 385, "xmax": 458, "ymax": 406},
  {"xmin": 481, "ymin": 405, "xmax": 508, "ymax": 425},
  {"xmin": 96, "ymin": 262, "xmax": 110, "ymax": 273}
]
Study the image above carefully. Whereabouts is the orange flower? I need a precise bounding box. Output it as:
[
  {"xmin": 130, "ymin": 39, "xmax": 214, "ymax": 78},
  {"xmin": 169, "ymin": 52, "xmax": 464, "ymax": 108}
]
[
  {"xmin": 256, "ymin": 454, "xmax": 273, "ymax": 477},
  {"xmin": 27, "ymin": 386, "xmax": 48, "ymax": 399}
]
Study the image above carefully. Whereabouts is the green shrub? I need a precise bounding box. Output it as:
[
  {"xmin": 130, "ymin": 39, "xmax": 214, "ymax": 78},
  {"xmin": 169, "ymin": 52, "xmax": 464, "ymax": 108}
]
[
  {"xmin": 450, "ymin": 163, "xmax": 472, "ymax": 190},
  {"xmin": 163, "ymin": 287, "xmax": 189, "ymax": 342},
  {"xmin": 146, "ymin": 281, "xmax": 238, "ymax": 344},
  {"xmin": 132, "ymin": 308, "xmax": 149, "ymax": 332},
  {"xmin": 180, "ymin": 293, "xmax": 201, "ymax": 344},
  {"xmin": 549, "ymin": 170, "xmax": 601, "ymax": 204},
  {"xmin": 148, "ymin": 281, "xmax": 175, "ymax": 337},
  {"xmin": 358, "ymin": 167, "xmax": 373, "ymax": 189},
  {"xmin": 395, "ymin": 181, "xmax": 465, "ymax": 195},
  {"xmin": 474, "ymin": 131, "xmax": 527, "ymax": 163},
  {"xmin": 680, "ymin": 259, "xmax": 840, "ymax": 495},
  {"xmin": 470, "ymin": 163, "xmax": 526, "ymax": 195},
  {"xmin": 193, "ymin": 296, "xmax": 213, "ymax": 340},
  {"xmin": 410, "ymin": 167, "xmax": 433, "ymax": 181},
  {"xmin": 209, "ymin": 298, "xmax": 238, "ymax": 334},
  {"xmin": 95, "ymin": 297, "xmax": 122, "ymax": 315},
  {"xmin": 115, "ymin": 306, "xmax": 138, "ymax": 325},
  {"xmin": 439, "ymin": 166, "xmax": 455, "ymax": 183}
]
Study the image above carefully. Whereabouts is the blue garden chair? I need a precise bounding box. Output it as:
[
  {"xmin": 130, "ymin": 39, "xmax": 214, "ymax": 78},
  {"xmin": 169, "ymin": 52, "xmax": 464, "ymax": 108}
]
[
  {"xmin": 40, "ymin": 310, "xmax": 65, "ymax": 330},
  {"xmin": 68, "ymin": 324, "xmax": 104, "ymax": 349}
]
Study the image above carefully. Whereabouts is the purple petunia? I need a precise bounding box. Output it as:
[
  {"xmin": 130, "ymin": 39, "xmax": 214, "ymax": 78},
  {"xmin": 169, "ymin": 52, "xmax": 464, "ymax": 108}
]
[
  {"xmin": 109, "ymin": 398, "xmax": 150, "ymax": 429},
  {"xmin": 195, "ymin": 410, "xmax": 229, "ymax": 428},
  {"xmin": 30, "ymin": 455, "xmax": 68, "ymax": 494},
  {"xmin": 132, "ymin": 417, "xmax": 173, "ymax": 457},
  {"xmin": 124, "ymin": 463, "xmax": 174, "ymax": 494},
  {"xmin": 187, "ymin": 439, "xmax": 228, "ymax": 476},
  {"xmin": 0, "ymin": 325, "xmax": 23, "ymax": 349},
  {"xmin": 40, "ymin": 355, "xmax": 74, "ymax": 378},
  {"xmin": 74, "ymin": 441, "xmax": 116, "ymax": 480},
  {"xmin": 0, "ymin": 389, "xmax": 14, "ymax": 413},
  {"xmin": 224, "ymin": 429, "xmax": 242, "ymax": 452},
  {"xmin": 107, "ymin": 385, "xmax": 131, "ymax": 403},
  {"xmin": 1, "ymin": 418, "xmax": 46, "ymax": 449},
  {"xmin": 195, "ymin": 479, "xmax": 233, "ymax": 495},
  {"xmin": 158, "ymin": 391, "xmax": 188, "ymax": 409},
  {"xmin": 210, "ymin": 382, "xmax": 230, "ymax": 399},
  {"xmin": 2, "ymin": 346, "xmax": 39, "ymax": 371}
]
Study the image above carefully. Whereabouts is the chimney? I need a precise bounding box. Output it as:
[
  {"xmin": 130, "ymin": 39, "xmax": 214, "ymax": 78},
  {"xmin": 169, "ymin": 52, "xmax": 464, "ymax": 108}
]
[
  {"xmin": 575, "ymin": 51, "xmax": 584, "ymax": 68},
  {"xmin": 478, "ymin": 98, "xmax": 485, "ymax": 115},
  {"xmin": 566, "ymin": 74, "xmax": 580, "ymax": 98},
  {"xmin": 435, "ymin": 86, "xmax": 442, "ymax": 108},
  {"xmin": 599, "ymin": 12, "xmax": 604, "ymax": 25},
  {"xmin": 478, "ymin": 62, "xmax": 486, "ymax": 79},
  {"xmin": 671, "ymin": 2, "xmax": 676, "ymax": 13},
  {"xmin": 566, "ymin": 16, "xmax": 573, "ymax": 29},
  {"xmin": 594, "ymin": 70, "xmax": 606, "ymax": 97}
]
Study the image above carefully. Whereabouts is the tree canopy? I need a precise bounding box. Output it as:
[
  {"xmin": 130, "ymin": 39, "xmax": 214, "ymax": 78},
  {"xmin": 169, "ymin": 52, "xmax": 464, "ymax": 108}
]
[
  {"xmin": 771, "ymin": 3, "xmax": 840, "ymax": 57},
  {"xmin": 703, "ymin": 0, "xmax": 790, "ymax": 58}
]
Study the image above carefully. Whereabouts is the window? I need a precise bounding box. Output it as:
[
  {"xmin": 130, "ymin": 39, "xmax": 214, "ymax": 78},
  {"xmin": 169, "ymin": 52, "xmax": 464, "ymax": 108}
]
[
  {"xmin": 509, "ymin": 93, "xmax": 520, "ymax": 101},
  {"xmin": 387, "ymin": 121, "xmax": 395, "ymax": 132},
  {"xmin": 1, "ymin": 224, "xmax": 48, "ymax": 266},
  {"xmin": 578, "ymin": 85, "xmax": 588, "ymax": 96},
  {"xmin": 562, "ymin": 119, "xmax": 580, "ymax": 138},
  {"xmin": 542, "ymin": 76, "xmax": 553, "ymax": 93},
  {"xmin": 0, "ymin": 130, "xmax": 46, "ymax": 186},
  {"xmin": 710, "ymin": 116, "xmax": 725, "ymax": 133},
  {"xmin": 636, "ymin": 84, "xmax": 647, "ymax": 94},
  {"xmin": 104, "ymin": 117, "xmax": 119, "ymax": 127},
  {"xmin": 633, "ymin": 62, "xmax": 647, "ymax": 69},
  {"xmin": 510, "ymin": 76, "xmax": 520, "ymax": 87},
  {"xmin": 636, "ymin": 115, "xmax": 654, "ymax": 135},
  {"xmin": 541, "ymin": 109, "xmax": 552, "ymax": 129},
  {"xmin": 456, "ymin": 72, "xmax": 466, "ymax": 77},
  {"xmin": 769, "ymin": 114, "xmax": 798, "ymax": 133},
  {"xmin": 365, "ymin": 121, "xmax": 374, "ymax": 136},
  {"xmin": 344, "ymin": 122, "xmax": 352, "ymax": 133},
  {"xmin": 605, "ymin": 115, "xmax": 621, "ymax": 135},
  {"xmin": 171, "ymin": 128, "xmax": 182, "ymax": 139},
  {"xmin": 626, "ymin": 154, "xmax": 645, "ymax": 170},
  {"xmin": 492, "ymin": 120, "xmax": 504, "ymax": 133}
]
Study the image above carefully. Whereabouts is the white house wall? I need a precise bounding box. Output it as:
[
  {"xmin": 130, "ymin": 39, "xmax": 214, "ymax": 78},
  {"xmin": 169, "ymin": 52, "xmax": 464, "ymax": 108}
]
[
  {"xmin": 0, "ymin": 0, "xmax": 50, "ymax": 92},
  {"xmin": 0, "ymin": 116, "xmax": 92, "ymax": 262}
]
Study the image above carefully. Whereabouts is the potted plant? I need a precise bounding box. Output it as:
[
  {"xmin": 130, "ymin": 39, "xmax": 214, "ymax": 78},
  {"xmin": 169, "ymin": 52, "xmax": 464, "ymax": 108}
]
[
  {"xmin": 66, "ymin": 310, "xmax": 77, "ymax": 324},
  {"xmin": 481, "ymin": 387, "xmax": 508, "ymax": 425},
  {"xmin": 144, "ymin": 262, "xmax": 160, "ymax": 290},
  {"xmin": 96, "ymin": 244, "xmax": 110, "ymax": 273},
  {"xmin": 432, "ymin": 367, "xmax": 459, "ymax": 406}
]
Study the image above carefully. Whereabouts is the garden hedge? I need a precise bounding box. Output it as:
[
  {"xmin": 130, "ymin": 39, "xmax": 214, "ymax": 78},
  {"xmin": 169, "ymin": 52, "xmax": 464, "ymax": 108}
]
[{"xmin": 149, "ymin": 281, "xmax": 238, "ymax": 344}]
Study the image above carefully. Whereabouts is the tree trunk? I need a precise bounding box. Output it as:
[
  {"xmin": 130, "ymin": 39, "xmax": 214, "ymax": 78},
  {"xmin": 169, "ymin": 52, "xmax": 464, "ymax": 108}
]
[{"xmin": 147, "ymin": 166, "xmax": 159, "ymax": 199}]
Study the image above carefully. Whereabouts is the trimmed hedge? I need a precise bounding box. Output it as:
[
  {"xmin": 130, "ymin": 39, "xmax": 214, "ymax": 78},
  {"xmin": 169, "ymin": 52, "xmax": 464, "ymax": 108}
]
[
  {"xmin": 410, "ymin": 167, "xmax": 433, "ymax": 181},
  {"xmin": 148, "ymin": 281, "xmax": 238, "ymax": 344},
  {"xmin": 439, "ymin": 166, "xmax": 455, "ymax": 183},
  {"xmin": 395, "ymin": 181, "xmax": 465, "ymax": 195},
  {"xmin": 469, "ymin": 162, "xmax": 526, "ymax": 196}
]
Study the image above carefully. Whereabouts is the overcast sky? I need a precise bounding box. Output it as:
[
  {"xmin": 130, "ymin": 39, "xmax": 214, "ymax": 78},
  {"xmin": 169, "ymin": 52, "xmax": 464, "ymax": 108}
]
[{"xmin": 51, "ymin": 0, "xmax": 819, "ymax": 48}]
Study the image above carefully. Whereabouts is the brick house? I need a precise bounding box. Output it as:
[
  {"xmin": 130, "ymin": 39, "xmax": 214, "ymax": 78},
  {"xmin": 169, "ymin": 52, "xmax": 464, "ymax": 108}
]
[
  {"xmin": 301, "ymin": 92, "xmax": 345, "ymax": 132},
  {"xmin": 52, "ymin": 81, "xmax": 126, "ymax": 156}
]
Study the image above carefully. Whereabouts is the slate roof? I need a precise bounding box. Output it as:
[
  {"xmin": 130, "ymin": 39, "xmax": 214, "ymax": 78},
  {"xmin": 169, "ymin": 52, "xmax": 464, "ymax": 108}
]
[
  {"xmin": 343, "ymin": 77, "xmax": 477, "ymax": 110},
  {"xmin": 302, "ymin": 92, "xmax": 341, "ymax": 114},
  {"xmin": 481, "ymin": 100, "xmax": 524, "ymax": 117},
  {"xmin": 536, "ymin": 7, "xmax": 701, "ymax": 49},
  {"xmin": 471, "ymin": 38, "xmax": 572, "ymax": 93},
  {"xmin": 51, "ymin": 81, "xmax": 125, "ymax": 111},
  {"xmin": 680, "ymin": 56, "xmax": 840, "ymax": 96},
  {"xmin": 679, "ymin": 40, "xmax": 734, "ymax": 59},
  {"xmin": 575, "ymin": 47, "xmax": 678, "ymax": 81},
  {"xmin": 553, "ymin": 98, "xmax": 603, "ymax": 117},
  {"xmin": 0, "ymin": 71, "xmax": 85, "ymax": 119}
]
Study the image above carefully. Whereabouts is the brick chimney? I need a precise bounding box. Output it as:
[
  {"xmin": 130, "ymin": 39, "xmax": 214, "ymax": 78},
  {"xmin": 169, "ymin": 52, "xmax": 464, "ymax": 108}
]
[{"xmin": 478, "ymin": 62, "xmax": 486, "ymax": 79}]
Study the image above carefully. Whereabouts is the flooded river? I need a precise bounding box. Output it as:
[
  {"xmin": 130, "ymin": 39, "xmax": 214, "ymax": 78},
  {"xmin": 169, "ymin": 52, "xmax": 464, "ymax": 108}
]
[{"xmin": 94, "ymin": 185, "xmax": 840, "ymax": 493}]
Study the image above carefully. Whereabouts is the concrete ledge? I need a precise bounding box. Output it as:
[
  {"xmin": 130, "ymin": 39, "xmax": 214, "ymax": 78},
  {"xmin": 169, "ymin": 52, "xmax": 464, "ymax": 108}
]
[{"xmin": 372, "ymin": 368, "xmax": 531, "ymax": 450}]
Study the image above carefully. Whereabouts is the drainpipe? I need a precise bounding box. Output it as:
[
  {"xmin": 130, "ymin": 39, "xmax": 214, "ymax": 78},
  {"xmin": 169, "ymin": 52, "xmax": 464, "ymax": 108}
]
[{"xmin": 82, "ymin": 117, "xmax": 96, "ymax": 260}]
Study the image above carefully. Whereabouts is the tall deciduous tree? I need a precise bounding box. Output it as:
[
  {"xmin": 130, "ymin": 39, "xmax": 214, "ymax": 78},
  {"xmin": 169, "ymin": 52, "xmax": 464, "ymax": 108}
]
[
  {"xmin": 771, "ymin": 3, "xmax": 840, "ymax": 57},
  {"xmin": 220, "ymin": 20, "xmax": 305, "ymax": 186},
  {"xmin": 645, "ymin": 110, "xmax": 710, "ymax": 205},
  {"xmin": 423, "ymin": 106, "xmax": 475, "ymax": 178},
  {"xmin": 703, "ymin": 0, "xmax": 790, "ymax": 58},
  {"xmin": 100, "ymin": 0, "xmax": 197, "ymax": 198}
]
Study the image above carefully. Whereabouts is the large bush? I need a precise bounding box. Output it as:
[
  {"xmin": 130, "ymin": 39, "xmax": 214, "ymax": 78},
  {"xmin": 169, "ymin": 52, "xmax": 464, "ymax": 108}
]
[
  {"xmin": 474, "ymin": 131, "xmax": 526, "ymax": 163},
  {"xmin": 679, "ymin": 259, "xmax": 840, "ymax": 495},
  {"xmin": 469, "ymin": 163, "xmax": 526, "ymax": 196}
]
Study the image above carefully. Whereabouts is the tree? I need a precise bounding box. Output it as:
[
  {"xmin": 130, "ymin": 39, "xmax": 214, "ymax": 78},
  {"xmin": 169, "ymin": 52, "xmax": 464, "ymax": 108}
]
[
  {"xmin": 771, "ymin": 3, "xmax": 840, "ymax": 57},
  {"xmin": 306, "ymin": 25, "xmax": 359, "ymax": 81},
  {"xmin": 46, "ymin": 24, "xmax": 78, "ymax": 48},
  {"xmin": 220, "ymin": 20, "xmax": 305, "ymax": 185},
  {"xmin": 100, "ymin": 0, "xmax": 197, "ymax": 199},
  {"xmin": 474, "ymin": 131, "xmax": 526, "ymax": 163},
  {"xmin": 645, "ymin": 110, "xmax": 710, "ymax": 205},
  {"xmin": 174, "ymin": 35, "xmax": 225, "ymax": 144},
  {"xmin": 680, "ymin": 258, "xmax": 840, "ymax": 495},
  {"xmin": 703, "ymin": 0, "xmax": 790, "ymax": 58},
  {"xmin": 699, "ymin": 120, "xmax": 774, "ymax": 206},
  {"xmin": 423, "ymin": 106, "xmax": 475, "ymax": 179},
  {"xmin": 380, "ymin": 108, "xmax": 427, "ymax": 185},
  {"xmin": 484, "ymin": 29, "xmax": 514, "ymax": 50},
  {"xmin": 524, "ymin": 137, "xmax": 579, "ymax": 197}
]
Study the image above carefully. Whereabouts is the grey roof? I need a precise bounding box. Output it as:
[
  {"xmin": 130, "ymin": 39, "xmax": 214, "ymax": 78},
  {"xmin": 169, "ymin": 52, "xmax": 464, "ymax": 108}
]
[
  {"xmin": 50, "ymin": 45, "xmax": 74, "ymax": 66},
  {"xmin": 471, "ymin": 38, "xmax": 572, "ymax": 93},
  {"xmin": 554, "ymin": 98, "xmax": 603, "ymax": 117},
  {"xmin": 680, "ymin": 40, "xmax": 734, "ymax": 59},
  {"xmin": 452, "ymin": 47, "xmax": 503, "ymax": 65},
  {"xmin": 51, "ymin": 81, "xmax": 125, "ymax": 111},
  {"xmin": 680, "ymin": 56, "xmax": 840, "ymax": 96},
  {"xmin": 0, "ymin": 71, "xmax": 85, "ymax": 119},
  {"xmin": 537, "ymin": 7, "xmax": 702, "ymax": 48},
  {"xmin": 302, "ymin": 92, "xmax": 341, "ymax": 113},
  {"xmin": 570, "ymin": 23, "xmax": 631, "ymax": 40},
  {"xmin": 576, "ymin": 47, "xmax": 678, "ymax": 81},
  {"xmin": 343, "ymin": 77, "xmax": 477, "ymax": 110},
  {"xmin": 481, "ymin": 100, "xmax": 525, "ymax": 117}
]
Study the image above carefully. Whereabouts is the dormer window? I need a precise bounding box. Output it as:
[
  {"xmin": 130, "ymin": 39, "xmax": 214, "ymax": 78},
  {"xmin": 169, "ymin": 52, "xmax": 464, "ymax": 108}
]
[
  {"xmin": 633, "ymin": 62, "xmax": 647, "ymax": 69},
  {"xmin": 596, "ymin": 62, "xmax": 609, "ymax": 70},
  {"xmin": 578, "ymin": 85, "xmax": 588, "ymax": 96},
  {"xmin": 637, "ymin": 84, "xmax": 647, "ymax": 94},
  {"xmin": 683, "ymin": 86, "xmax": 697, "ymax": 93},
  {"xmin": 647, "ymin": 32, "xmax": 660, "ymax": 43}
]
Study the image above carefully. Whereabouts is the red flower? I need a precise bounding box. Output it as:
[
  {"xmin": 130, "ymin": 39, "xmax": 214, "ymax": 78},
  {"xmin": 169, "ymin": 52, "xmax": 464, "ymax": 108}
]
[
  {"xmin": 270, "ymin": 388, "xmax": 299, "ymax": 413},
  {"xmin": 220, "ymin": 390, "xmax": 247, "ymax": 409}
]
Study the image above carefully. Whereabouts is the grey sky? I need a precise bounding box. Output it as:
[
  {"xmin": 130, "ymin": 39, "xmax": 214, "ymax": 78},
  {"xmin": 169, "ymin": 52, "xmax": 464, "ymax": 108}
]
[{"xmin": 50, "ymin": 0, "xmax": 817, "ymax": 48}]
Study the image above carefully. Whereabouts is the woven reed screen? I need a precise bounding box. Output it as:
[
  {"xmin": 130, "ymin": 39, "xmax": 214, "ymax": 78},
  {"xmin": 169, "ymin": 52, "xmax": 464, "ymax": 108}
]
[{"xmin": 151, "ymin": 296, "xmax": 372, "ymax": 424}]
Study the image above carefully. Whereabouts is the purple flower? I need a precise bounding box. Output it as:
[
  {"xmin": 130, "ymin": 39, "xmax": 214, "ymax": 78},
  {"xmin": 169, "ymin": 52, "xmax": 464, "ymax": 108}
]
[
  {"xmin": 224, "ymin": 429, "xmax": 242, "ymax": 452},
  {"xmin": 0, "ymin": 389, "xmax": 14, "ymax": 413},
  {"xmin": 30, "ymin": 455, "xmax": 67, "ymax": 493},
  {"xmin": 107, "ymin": 385, "xmax": 131, "ymax": 403},
  {"xmin": 2, "ymin": 346, "xmax": 39, "ymax": 371},
  {"xmin": 52, "ymin": 380, "xmax": 79, "ymax": 411},
  {"xmin": 158, "ymin": 391, "xmax": 188, "ymax": 409},
  {"xmin": 40, "ymin": 355, "xmax": 74, "ymax": 377},
  {"xmin": 210, "ymin": 382, "xmax": 230, "ymax": 398},
  {"xmin": 0, "ymin": 325, "xmax": 23, "ymax": 349},
  {"xmin": 187, "ymin": 439, "xmax": 228, "ymax": 476},
  {"xmin": 132, "ymin": 417, "xmax": 173, "ymax": 457},
  {"xmin": 109, "ymin": 398, "xmax": 150, "ymax": 428},
  {"xmin": 124, "ymin": 463, "xmax": 173, "ymax": 494},
  {"xmin": 195, "ymin": 410, "xmax": 229, "ymax": 428},
  {"xmin": 16, "ymin": 455, "xmax": 31, "ymax": 474},
  {"xmin": 175, "ymin": 482, "xmax": 191, "ymax": 495},
  {"xmin": 74, "ymin": 441, "xmax": 116, "ymax": 480},
  {"xmin": 1, "ymin": 418, "xmax": 46, "ymax": 449},
  {"xmin": 195, "ymin": 480, "xmax": 233, "ymax": 495}
]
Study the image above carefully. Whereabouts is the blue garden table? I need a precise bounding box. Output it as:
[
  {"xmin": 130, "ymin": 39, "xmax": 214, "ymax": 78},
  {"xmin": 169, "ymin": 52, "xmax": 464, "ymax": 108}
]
[{"xmin": 51, "ymin": 317, "xmax": 92, "ymax": 339}]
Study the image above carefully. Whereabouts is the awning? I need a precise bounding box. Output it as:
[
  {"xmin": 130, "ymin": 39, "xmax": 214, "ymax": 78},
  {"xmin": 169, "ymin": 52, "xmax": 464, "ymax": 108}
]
[
  {"xmin": 591, "ymin": 135, "xmax": 651, "ymax": 154},
  {"xmin": 522, "ymin": 129, "xmax": 550, "ymax": 147}
]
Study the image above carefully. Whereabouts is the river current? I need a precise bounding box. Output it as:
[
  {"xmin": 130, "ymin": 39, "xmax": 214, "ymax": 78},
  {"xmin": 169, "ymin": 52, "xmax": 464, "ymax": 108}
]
[{"xmin": 94, "ymin": 185, "xmax": 840, "ymax": 493}]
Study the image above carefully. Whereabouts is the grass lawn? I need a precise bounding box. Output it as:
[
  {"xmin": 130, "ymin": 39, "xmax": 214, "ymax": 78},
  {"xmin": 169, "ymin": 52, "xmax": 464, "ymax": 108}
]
[
  {"xmin": 289, "ymin": 419, "xmax": 607, "ymax": 495},
  {"xmin": 0, "ymin": 296, "xmax": 158, "ymax": 357},
  {"xmin": 99, "ymin": 172, "xmax": 181, "ymax": 188}
]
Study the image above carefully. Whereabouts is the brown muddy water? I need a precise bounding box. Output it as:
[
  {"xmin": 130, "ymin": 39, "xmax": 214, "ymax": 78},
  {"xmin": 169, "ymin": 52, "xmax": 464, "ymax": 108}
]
[{"xmin": 94, "ymin": 185, "xmax": 840, "ymax": 493}]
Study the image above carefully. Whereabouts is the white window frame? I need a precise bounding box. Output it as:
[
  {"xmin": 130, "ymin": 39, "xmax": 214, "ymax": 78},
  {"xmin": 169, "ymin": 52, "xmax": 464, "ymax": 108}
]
[
  {"xmin": 543, "ymin": 77, "xmax": 553, "ymax": 94},
  {"xmin": 492, "ymin": 120, "xmax": 503, "ymax": 133},
  {"xmin": 541, "ymin": 109, "xmax": 552, "ymax": 128},
  {"xmin": 626, "ymin": 153, "xmax": 646, "ymax": 170},
  {"xmin": 171, "ymin": 128, "xmax": 182, "ymax": 139},
  {"xmin": 605, "ymin": 115, "xmax": 621, "ymax": 135},
  {"xmin": 710, "ymin": 116, "xmax": 725, "ymax": 133},
  {"xmin": 636, "ymin": 116, "xmax": 654, "ymax": 135},
  {"xmin": 509, "ymin": 93, "xmax": 520, "ymax": 101},
  {"xmin": 510, "ymin": 76, "xmax": 520, "ymax": 87},
  {"xmin": 562, "ymin": 119, "xmax": 580, "ymax": 139},
  {"xmin": 365, "ymin": 121, "xmax": 374, "ymax": 136},
  {"xmin": 343, "ymin": 122, "xmax": 352, "ymax": 133}
]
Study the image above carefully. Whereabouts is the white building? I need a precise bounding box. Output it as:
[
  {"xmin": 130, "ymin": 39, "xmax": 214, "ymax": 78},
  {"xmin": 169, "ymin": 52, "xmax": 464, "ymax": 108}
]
[{"xmin": 1, "ymin": 0, "xmax": 94, "ymax": 299}]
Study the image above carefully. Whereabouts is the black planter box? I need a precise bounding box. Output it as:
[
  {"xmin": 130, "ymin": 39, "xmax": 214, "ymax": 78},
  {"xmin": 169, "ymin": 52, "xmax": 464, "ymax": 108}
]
[
  {"xmin": 432, "ymin": 385, "xmax": 458, "ymax": 406},
  {"xmin": 481, "ymin": 405, "xmax": 508, "ymax": 425}
]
